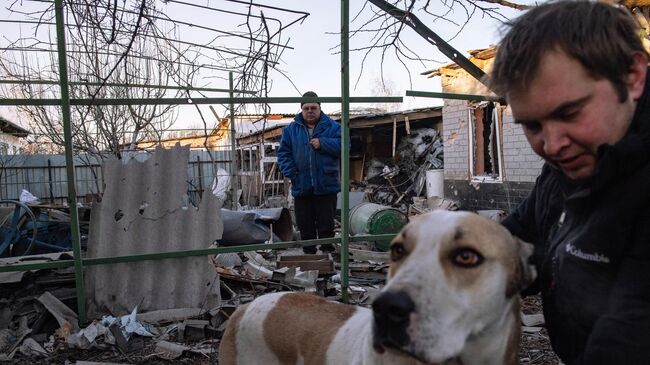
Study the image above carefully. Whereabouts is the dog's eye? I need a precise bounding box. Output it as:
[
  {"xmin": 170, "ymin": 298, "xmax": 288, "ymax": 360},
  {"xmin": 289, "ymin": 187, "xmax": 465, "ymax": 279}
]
[
  {"xmin": 451, "ymin": 248, "xmax": 484, "ymax": 268},
  {"xmin": 391, "ymin": 243, "xmax": 406, "ymax": 261}
]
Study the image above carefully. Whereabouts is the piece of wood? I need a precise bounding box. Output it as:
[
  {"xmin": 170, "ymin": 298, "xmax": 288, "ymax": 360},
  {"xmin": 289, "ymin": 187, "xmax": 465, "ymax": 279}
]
[
  {"xmin": 278, "ymin": 254, "xmax": 335, "ymax": 275},
  {"xmin": 384, "ymin": 176, "xmax": 400, "ymax": 196},
  {"xmin": 349, "ymin": 248, "xmax": 390, "ymax": 263},
  {"xmin": 276, "ymin": 261, "xmax": 335, "ymax": 275},
  {"xmin": 360, "ymin": 152, "xmax": 366, "ymax": 181},
  {"xmin": 392, "ymin": 116, "xmax": 397, "ymax": 158},
  {"xmin": 405, "ymin": 116, "xmax": 411, "ymax": 135},
  {"xmin": 279, "ymin": 254, "xmax": 330, "ymax": 261}
]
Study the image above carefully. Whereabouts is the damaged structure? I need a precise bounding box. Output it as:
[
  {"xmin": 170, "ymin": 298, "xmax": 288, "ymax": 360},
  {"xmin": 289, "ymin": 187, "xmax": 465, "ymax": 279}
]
[
  {"xmin": 235, "ymin": 107, "xmax": 444, "ymax": 210},
  {"xmin": 425, "ymin": 47, "xmax": 544, "ymax": 212}
]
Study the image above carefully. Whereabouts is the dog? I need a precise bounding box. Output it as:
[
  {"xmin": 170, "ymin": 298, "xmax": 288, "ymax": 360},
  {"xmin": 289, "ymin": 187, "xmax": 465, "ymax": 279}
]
[{"xmin": 219, "ymin": 210, "xmax": 536, "ymax": 365}]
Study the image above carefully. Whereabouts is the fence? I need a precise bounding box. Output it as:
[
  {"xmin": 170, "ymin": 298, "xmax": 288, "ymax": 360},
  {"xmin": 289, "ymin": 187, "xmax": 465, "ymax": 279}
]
[{"xmin": 0, "ymin": 150, "xmax": 232, "ymax": 204}]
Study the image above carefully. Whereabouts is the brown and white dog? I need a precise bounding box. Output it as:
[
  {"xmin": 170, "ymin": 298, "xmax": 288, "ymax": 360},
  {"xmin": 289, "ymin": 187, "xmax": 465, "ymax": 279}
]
[{"xmin": 219, "ymin": 210, "xmax": 536, "ymax": 365}]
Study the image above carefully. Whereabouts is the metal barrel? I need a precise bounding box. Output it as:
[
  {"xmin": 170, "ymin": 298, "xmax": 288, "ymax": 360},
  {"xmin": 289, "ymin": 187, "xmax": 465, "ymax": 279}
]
[{"xmin": 349, "ymin": 202, "xmax": 408, "ymax": 251}]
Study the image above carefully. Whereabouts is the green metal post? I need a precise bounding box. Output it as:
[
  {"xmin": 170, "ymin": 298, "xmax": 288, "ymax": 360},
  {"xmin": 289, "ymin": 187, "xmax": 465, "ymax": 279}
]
[
  {"xmin": 229, "ymin": 72, "xmax": 239, "ymax": 210},
  {"xmin": 54, "ymin": 0, "xmax": 86, "ymax": 323},
  {"xmin": 340, "ymin": 0, "xmax": 351, "ymax": 303}
]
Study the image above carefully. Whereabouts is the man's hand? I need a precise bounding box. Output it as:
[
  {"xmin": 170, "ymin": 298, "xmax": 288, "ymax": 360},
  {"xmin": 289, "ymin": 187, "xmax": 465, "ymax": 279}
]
[{"xmin": 310, "ymin": 138, "xmax": 321, "ymax": 150}]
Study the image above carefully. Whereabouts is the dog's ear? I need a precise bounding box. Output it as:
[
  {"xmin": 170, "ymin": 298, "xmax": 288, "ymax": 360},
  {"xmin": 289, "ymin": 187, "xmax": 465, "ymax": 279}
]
[{"xmin": 506, "ymin": 237, "xmax": 537, "ymax": 297}]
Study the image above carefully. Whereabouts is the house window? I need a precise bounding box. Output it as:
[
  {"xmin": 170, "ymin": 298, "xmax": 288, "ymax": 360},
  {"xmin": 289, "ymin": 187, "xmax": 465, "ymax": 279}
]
[{"xmin": 468, "ymin": 101, "xmax": 504, "ymax": 181}]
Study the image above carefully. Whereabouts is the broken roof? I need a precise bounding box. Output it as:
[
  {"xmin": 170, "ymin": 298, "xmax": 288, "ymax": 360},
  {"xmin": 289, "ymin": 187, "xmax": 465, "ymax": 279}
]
[
  {"xmin": 0, "ymin": 116, "xmax": 30, "ymax": 138},
  {"xmin": 236, "ymin": 106, "xmax": 443, "ymax": 145}
]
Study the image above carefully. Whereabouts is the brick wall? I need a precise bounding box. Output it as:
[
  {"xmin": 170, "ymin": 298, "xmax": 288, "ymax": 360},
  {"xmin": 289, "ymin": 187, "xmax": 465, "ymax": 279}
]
[
  {"xmin": 441, "ymin": 100, "xmax": 543, "ymax": 213},
  {"xmin": 500, "ymin": 108, "xmax": 545, "ymax": 182},
  {"xmin": 442, "ymin": 99, "xmax": 470, "ymax": 180}
]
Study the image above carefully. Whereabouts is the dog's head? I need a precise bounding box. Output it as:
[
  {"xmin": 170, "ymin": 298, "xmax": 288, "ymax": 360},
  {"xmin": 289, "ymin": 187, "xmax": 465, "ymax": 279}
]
[{"xmin": 372, "ymin": 210, "xmax": 536, "ymax": 364}]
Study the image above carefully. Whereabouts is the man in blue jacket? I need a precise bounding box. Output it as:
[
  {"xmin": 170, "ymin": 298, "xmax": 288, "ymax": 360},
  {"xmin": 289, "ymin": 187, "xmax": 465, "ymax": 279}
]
[{"xmin": 278, "ymin": 91, "xmax": 341, "ymax": 254}]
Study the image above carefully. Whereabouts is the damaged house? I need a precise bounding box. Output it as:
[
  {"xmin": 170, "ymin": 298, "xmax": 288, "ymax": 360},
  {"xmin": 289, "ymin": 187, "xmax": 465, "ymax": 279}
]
[
  {"xmin": 235, "ymin": 107, "xmax": 443, "ymax": 209},
  {"xmin": 425, "ymin": 47, "xmax": 544, "ymax": 212}
]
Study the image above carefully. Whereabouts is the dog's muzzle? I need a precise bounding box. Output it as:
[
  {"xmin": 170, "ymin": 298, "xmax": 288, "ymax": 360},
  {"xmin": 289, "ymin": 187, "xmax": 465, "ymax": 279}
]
[{"xmin": 372, "ymin": 290, "xmax": 415, "ymax": 353}]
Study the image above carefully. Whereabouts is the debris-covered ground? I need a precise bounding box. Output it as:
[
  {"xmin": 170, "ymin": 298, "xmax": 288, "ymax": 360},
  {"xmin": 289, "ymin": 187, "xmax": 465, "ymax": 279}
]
[
  {"xmin": 520, "ymin": 295, "xmax": 560, "ymax": 365},
  {"xmin": 2, "ymin": 244, "xmax": 560, "ymax": 364}
]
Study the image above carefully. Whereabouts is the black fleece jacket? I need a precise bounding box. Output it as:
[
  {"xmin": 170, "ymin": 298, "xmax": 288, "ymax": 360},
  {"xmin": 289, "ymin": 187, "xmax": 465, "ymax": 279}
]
[{"xmin": 503, "ymin": 70, "xmax": 650, "ymax": 365}]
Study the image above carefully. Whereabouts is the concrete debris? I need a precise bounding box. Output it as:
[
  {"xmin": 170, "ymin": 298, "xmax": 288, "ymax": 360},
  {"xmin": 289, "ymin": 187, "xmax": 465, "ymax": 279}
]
[
  {"xmin": 213, "ymin": 253, "xmax": 243, "ymax": 268},
  {"xmin": 0, "ymin": 316, "xmax": 30, "ymax": 361},
  {"xmin": 17, "ymin": 337, "xmax": 48, "ymax": 358},
  {"xmin": 522, "ymin": 313, "xmax": 546, "ymax": 327},
  {"xmin": 66, "ymin": 321, "xmax": 114, "ymax": 349},
  {"xmin": 522, "ymin": 326, "xmax": 544, "ymax": 334},
  {"xmin": 272, "ymin": 267, "xmax": 319, "ymax": 289},
  {"xmin": 37, "ymin": 291, "xmax": 79, "ymax": 331},
  {"xmin": 155, "ymin": 340, "xmax": 189, "ymax": 360},
  {"xmin": 136, "ymin": 308, "xmax": 203, "ymax": 325}
]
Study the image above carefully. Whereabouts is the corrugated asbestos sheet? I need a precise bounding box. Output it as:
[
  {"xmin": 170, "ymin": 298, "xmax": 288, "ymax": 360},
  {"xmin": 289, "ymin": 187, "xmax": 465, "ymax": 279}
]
[{"xmin": 85, "ymin": 145, "xmax": 223, "ymax": 318}]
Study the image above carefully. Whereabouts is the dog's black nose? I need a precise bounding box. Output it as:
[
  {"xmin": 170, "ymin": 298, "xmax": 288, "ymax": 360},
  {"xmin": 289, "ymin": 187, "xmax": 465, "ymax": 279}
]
[{"xmin": 372, "ymin": 290, "xmax": 415, "ymax": 348}]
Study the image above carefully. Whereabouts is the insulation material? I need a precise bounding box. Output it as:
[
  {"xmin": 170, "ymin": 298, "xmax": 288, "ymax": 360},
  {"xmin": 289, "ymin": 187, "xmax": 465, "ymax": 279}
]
[{"xmin": 85, "ymin": 145, "xmax": 223, "ymax": 317}]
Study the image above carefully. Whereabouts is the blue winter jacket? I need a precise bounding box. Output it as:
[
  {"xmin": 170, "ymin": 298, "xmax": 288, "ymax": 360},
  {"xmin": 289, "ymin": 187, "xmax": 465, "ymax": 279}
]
[{"xmin": 277, "ymin": 111, "xmax": 341, "ymax": 197}]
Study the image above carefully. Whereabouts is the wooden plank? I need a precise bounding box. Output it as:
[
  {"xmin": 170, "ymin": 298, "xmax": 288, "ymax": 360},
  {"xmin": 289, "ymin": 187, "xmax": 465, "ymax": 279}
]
[
  {"xmin": 392, "ymin": 116, "xmax": 397, "ymax": 158},
  {"xmin": 279, "ymin": 254, "xmax": 330, "ymax": 262},
  {"xmin": 405, "ymin": 116, "xmax": 411, "ymax": 135},
  {"xmin": 349, "ymin": 110, "xmax": 442, "ymax": 128},
  {"xmin": 276, "ymin": 261, "xmax": 335, "ymax": 274},
  {"xmin": 349, "ymin": 248, "xmax": 390, "ymax": 262}
]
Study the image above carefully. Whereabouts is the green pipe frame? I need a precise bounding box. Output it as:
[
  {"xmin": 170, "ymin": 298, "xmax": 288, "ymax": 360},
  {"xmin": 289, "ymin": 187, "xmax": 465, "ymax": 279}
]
[
  {"xmin": 1, "ymin": 0, "xmax": 422, "ymax": 323},
  {"xmin": 0, "ymin": 96, "xmax": 403, "ymax": 106}
]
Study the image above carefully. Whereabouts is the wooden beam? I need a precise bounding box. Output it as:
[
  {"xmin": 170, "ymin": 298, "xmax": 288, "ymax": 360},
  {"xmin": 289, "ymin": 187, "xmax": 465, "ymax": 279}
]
[
  {"xmin": 349, "ymin": 110, "xmax": 442, "ymax": 128},
  {"xmin": 392, "ymin": 116, "xmax": 397, "ymax": 158},
  {"xmin": 237, "ymin": 127, "xmax": 284, "ymax": 145},
  {"xmin": 405, "ymin": 116, "xmax": 411, "ymax": 135}
]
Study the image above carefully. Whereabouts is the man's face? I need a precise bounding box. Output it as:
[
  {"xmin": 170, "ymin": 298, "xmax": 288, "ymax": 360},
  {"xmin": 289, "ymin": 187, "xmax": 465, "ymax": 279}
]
[
  {"xmin": 301, "ymin": 103, "xmax": 321, "ymax": 126},
  {"xmin": 507, "ymin": 49, "xmax": 646, "ymax": 182}
]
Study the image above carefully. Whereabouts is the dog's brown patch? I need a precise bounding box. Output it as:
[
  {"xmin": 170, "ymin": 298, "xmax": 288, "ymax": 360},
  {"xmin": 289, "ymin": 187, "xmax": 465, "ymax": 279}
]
[
  {"xmin": 219, "ymin": 302, "xmax": 250, "ymax": 365},
  {"xmin": 263, "ymin": 293, "xmax": 357, "ymax": 365}
]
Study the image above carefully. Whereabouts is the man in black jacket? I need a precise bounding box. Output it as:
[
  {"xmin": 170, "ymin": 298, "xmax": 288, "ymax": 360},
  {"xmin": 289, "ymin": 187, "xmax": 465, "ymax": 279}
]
[{"xmin": 488, "ymin": 1, "xmax": 650, "ymax": 364}]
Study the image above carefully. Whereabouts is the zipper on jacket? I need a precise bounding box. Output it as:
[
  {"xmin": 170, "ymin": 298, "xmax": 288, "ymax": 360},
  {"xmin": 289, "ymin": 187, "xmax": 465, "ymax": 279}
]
[{"xmin": 299, "ymin": 123, "xmax": 316, "ymax": 190}]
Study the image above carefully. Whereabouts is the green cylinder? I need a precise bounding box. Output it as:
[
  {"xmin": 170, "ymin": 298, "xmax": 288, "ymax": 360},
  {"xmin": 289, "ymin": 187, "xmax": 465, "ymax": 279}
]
[{"xmin": 349, "ymin": 203, "xmax": 409, "ymax": 251}]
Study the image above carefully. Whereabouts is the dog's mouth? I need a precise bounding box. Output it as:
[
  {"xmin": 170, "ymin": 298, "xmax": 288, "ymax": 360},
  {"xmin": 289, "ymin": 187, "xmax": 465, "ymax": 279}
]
[
  {"xmin": 373, "ymin": 341, "xmax": 449, "ymax": 365},
  {"xmin": 373, "ymin": 339, "xmax": 459, "ymax": 365}
]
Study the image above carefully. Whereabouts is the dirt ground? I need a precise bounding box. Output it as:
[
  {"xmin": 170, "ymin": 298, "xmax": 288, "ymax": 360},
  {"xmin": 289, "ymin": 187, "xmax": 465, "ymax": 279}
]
[
  {"xmin": 7, "ymin": 295, "xmax": 559, "ymax": 365},
  {"xmin": 519, "ymin": 295, "xmax": 560, "ymax": 365}
]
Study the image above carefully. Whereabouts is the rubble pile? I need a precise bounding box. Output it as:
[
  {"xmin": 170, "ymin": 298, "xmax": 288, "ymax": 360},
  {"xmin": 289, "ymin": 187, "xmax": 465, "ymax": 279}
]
[
  {"xmin": 364, "ymin": 128, "xmax": 444, "ymax": 210},
  {"xmin": 0, "ymin": 246, "xmax": 390, "ymax": 363}
]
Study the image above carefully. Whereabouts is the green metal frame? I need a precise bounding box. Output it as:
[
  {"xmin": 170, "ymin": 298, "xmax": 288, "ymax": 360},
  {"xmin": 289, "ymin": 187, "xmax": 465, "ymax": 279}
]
[{"xmin": 2, "ymin": 0, "xmax": 410, "ymax": 323}]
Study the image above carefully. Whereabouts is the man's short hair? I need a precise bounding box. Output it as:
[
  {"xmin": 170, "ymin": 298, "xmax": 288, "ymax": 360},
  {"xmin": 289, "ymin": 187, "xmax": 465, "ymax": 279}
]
[{"xmin": 488, "ymin": 1, "xmax": 647, "ymax": 102}]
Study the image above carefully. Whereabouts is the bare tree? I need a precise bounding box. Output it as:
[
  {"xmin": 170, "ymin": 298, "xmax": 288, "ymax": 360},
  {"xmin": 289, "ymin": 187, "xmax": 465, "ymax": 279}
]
[
  {"xmin": 347, "ymin": 0, "xmax": 529, "ymax": 89},
  {"xmin": 371, "ymin": 76, "xmax": 401, "ymax": 112},
  {"xmin": 0, "ymin": 0, "xmax": 197, "ymax": 158}
]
